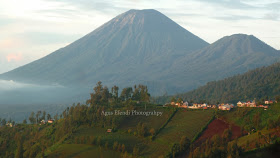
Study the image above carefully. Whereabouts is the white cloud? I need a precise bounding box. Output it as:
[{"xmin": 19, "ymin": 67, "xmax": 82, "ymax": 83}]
[{"xmin": 0, "ymin": 79, "xmax": 63, "ymax": 91}]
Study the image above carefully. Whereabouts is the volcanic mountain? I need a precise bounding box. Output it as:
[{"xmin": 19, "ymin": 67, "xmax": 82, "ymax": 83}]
[
  {"xmin": 0, "ymin": 9, "xmax": 208, "ymax": 95},
  {"xmin": 166, "ymin": 34, "xmax": 280, "ymax": 92}
]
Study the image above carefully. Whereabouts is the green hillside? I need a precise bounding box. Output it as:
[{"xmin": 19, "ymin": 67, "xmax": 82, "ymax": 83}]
[
  {"xmin": 1, "ymin": 82, "xmax": 278, "ymax": 158},
  {"xmin": 0, "ymin": 83, "xmax": 215, "ymax": 158},
  {"xmin": 177, "ymin": 62, "xmax": 280, "ymax": 104}
]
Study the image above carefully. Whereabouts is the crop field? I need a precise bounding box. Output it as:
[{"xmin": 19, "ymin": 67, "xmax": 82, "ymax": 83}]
[
  {"xmin": 118, "ymin": 107, "xmax": 174, "ymax": 132},
  {"xmin": 47, "ymin": 144, "xmax": 121, "ymax": 158},
  {"xmin": 46, "ymin": 108, "xmax": 215, "ymax": 157},
  {"xmin": 142, "ymin": 109, "xmax": 214, "ymax": 157},
  {"xmin": 71, "ymin": 126, "xmax": 145, "ymax": 152}
]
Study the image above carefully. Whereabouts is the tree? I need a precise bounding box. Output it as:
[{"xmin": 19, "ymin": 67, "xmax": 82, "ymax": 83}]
[
  {"xmin": 29, "ymin": 112, "xmax": 36, "ymax": 124},
  {"xmin": 171, "ymin": 143, "xmax": 180, "ymax": 158},
  {"xmin": 120, "ymin": 87, "xmax": 133, "ymax": 101},
  {"xmin": 1, "ymin": 118, "xmax": 6, "ymax": 126},
  {"xmin": 222, "ymin": 128, "xmax": 232, "ymax": 142},
  {"xmin": 253, "ymin": 112, "xmax": 261, "ymax": 129},
  {"xmin": 276, "ymin": 96, "xmax": 280, "ymax": 102},
  {"xmin": 171, "ymin": 97, "xmax": 176, "ymax": 103},
  {"xmin": 47, "ymin": 114, "xmax": 51, "ymax": 120},
  {"xmin": 113, "ymin": 141, "xmax": 118, "ymax": 151},
  {"xmin": 105, "ymin": 141, "xmax": 109, "ymax": 150},
  {"xmin": 22, "ymin": 119, "xmax": 27, "ymax": 124},
  {"xmin": 179, "ymin": 136, "xmax": 190, "ymax": 152},
  {"xmin": 15, "ymin": 135, "xmax": 23, "ymax": 158},
  {"xmin": 111, "ymin": 85, "xmax": 119, "ymax": 102},
  {"xmin": 42, "ymin": 111, "xmax": 46, "ymax": 121},
  {"xmin": 121, "ymin": 144, "xmax": 125, "ymax": 153},
  {"xmin": 36, "ymin": 111, "xmax": 42, "ymax": 124},
  {"xmin": 133, "ymin": 146, "xmax": 139, "ymax": 157},
  {"xmin": 149, "ymin": 128, "xmax": 155, "ymax": 136},
  {"xmin": 177, "ymin": 98, "xmax": 183, "ymax": 104}
]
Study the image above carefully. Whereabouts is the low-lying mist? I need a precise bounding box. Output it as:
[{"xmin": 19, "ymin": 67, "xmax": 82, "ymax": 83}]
[{"xmin": 0, "ymin": 79, "xmax": 91, "ymax": 122}]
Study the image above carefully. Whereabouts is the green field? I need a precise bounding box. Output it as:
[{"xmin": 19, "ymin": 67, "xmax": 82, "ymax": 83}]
[
  {"xmin": 142, "ymin": 109, "xmax": 214, "ymax": 157},
  {"xmin": 223, "ymin": 103, "xmax": 280, "ymax": 127},
  {"xmin": 45, "ymin": 108, "xmax": 215, "ymax": 157},
  {"xmin": 47, "ymin": 144, "xmax": 121, "ymax": 158},
  {"xmin": 118, "ymin": 107, "xmax": 174, "ymax": 132}
]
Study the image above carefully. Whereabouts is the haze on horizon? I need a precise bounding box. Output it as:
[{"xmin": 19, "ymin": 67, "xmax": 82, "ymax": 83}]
[{"xmin": 0, "ymin": 0, "xmax": 279, "ymax": 74}]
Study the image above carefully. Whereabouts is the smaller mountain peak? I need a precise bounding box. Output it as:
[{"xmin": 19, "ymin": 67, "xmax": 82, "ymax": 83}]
[
  {"xmin": 221, "ymin": 33, "xmax": 258, "ymax": 42},
  {"xmin": 126, "ymin": 9, "xmax": 159, "ymax": 13},
  {"xmin": 227, "ymin": 33, "xmax": 251, "ymax": 38}
]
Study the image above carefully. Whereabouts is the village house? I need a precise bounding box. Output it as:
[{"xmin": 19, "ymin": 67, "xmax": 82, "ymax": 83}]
[
  {"xmin": 40, "ymin": 120, "xmax": 46, "ymax": 125},
  {"xmin": 107, "ymin": 129, "xmax": 112, "ymax": 133},
  {"xmin": 257, "ymin": 105, "xmax": 268, "ymax": 108},
  {"xmin": 187, "ymin": 103, "xmax": 217, "ymax": 109},
  {"xmin": 48, "ymin": 119, "xmax": 54, "ymax": 124},
  {"xmin": 237, "ymin": 100, "xmax": 269, "ymax": 108},
  {"xmin": 237, "ymin": 100, "xmax": 256, "ymax": 107},
  {"xmin": 6, "ymin": 122, "xmax": 13, "ymax": 127},
  {"xmin": 218, "ymin": 104, "xmax": 233, "ymax": 110},
  {"xmin": 265, "ymin": 100, "xmax": 273, "ymax": 104},
  {"xmin": 178, "ymin": 101, "xmax": 188, "ymax": 108}
]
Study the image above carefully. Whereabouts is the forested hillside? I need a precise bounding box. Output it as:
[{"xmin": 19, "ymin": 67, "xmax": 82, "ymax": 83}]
[{"xmin": 176, "ymin": 62, "xmax": 280, "ymax": 103}]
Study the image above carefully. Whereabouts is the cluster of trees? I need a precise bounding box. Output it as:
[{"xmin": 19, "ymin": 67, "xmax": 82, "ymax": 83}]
[
  {"xmin": 86, "ymin": 81, "xmax": 150, "ymax": 107},
  {"xmin": 168, "ymin": 136, "xmax": 191, "ymax": 158},
  {"xmin": 0, "ymin": 118, "xmax": 15, "ymax": 127},
  {"xmin": 28, "ymin": 110, "xmax": 54, "ymax": 124}
]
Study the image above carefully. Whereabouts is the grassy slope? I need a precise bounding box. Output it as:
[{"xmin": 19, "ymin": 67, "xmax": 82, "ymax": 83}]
[
  {"xmin": 44, "ymin": 108, "xmax": 214, "ymax": 157},
  {"xmin": 143, "ymin": 109, "xmax": 214, "ymax": 157},
  {"xmin": 118, "ymin": 107, "xmax": 174, "ymax": 132},
  {"xmin": 47, "ymin": 144, "xmax": 121, "ymax": 158},
  {"xmin": 222, "ymin": 103, "xmax": 280, "ymax": 155},
  {"xmin": 223, "ymin": 103, "xmax": 280, "ymax": 129}
]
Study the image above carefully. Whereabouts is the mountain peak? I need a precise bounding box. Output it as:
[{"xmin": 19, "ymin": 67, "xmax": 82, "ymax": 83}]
[
  {"xmin": 110, "ymin": 9, "xmax": 171, "ymax": 30},
  {"xmin": 215, "ymin": 33, "xmax": 277, "ymax": 53},
  {"xmin": 223, "ymin": 33, "xmax": 254, "ymax": 40},
  {"xmin": 126, "ymin": 9, "xmax": 159, "ymax": 13},
  {"xmin": 0, "ymin": 9, "xmax": 208, "ymax": 95}
]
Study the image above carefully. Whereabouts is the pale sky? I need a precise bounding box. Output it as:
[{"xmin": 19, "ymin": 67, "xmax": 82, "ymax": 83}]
[{"xmin": 0, "ymin": 0, "xmax": 279, "ymax": 74}]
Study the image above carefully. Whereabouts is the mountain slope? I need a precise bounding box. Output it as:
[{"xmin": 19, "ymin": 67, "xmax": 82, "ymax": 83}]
[
  {"xmin": 0, "ymin": 9, "xmax": 208, "ymax": 94},
  {"xmin": 177, "ymin": 62, "xmax": 280, "ymax": 103},
  {"xmin": 165, "ymin": 34, "xmax": 280, "ymax": 92}
]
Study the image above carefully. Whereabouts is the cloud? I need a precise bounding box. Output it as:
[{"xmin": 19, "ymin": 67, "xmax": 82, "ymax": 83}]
[
  {"xmin": 6, "ymin": 53, "xmax": 23, "ymax": 62},
  {"xmin": 0, "ymin": 79, "xmax": 64, "ymax": 90},
  {"xmin": 0, "ymin": 39, "xmax": 22, "ymax": 49},
  {"xmin": 18, "ymin": 32, "xmax": 83, "ymax": 45},
  {"xmin": 194, "ymin": 0, "xmax": 260, "ymax": 9}
]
